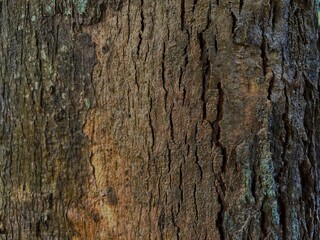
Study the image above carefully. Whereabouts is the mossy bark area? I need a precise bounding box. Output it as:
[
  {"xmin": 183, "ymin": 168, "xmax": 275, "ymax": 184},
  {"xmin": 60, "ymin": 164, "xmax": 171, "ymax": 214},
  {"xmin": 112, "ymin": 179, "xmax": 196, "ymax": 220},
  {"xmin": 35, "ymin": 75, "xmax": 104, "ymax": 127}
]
[{"xmin": 0, "ymin": 0, "xmax": 319, "ymax": 239}]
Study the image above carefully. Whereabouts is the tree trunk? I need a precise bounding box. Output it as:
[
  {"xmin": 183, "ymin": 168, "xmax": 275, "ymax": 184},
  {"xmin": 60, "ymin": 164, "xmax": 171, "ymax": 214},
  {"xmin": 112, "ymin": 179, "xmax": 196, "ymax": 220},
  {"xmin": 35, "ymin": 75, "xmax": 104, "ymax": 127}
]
[{"xmin": 0, "ymin": 0, "xmax": 319, "ymax": 239}]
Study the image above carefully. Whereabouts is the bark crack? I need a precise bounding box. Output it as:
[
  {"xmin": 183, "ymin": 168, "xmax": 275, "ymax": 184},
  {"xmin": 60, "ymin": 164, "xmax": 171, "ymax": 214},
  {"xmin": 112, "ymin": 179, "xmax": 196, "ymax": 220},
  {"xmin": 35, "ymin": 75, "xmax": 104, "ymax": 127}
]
[
  {"xmin": 277, "ymin": 47, "xmax": 290, "ymax": 240},
  {"xmin": 148, "ymin": 96, "xmax": 155, "ymax": 151},
  {"xmin": 161, "ymin": 42, "xmax": 168, "ymax": 109},
  {"xmin": 169, "ymin": 105, "xmax": 175, "ymax": 143},
  {"xmin": 239, "ymin": 0, "xmax": 244, "ymax": 14},
  {"xmin": 267, "ymin": 72, "xmax": 275, "ymax": 101},
  {"xmin": 195, "ymin": 123, "xmax": 204, "ymax": 181},
  {"xmin": 199, "ymin": 4, "xmax": 211, "ymax": 120},
  {"xmin": 134, "ymin": 62, "xmax": 140, "ymax": 90},
  {"xmin": 216, "ymin": 194, "xmax": 225, "ymax": 239},
  {"xmin": 231, "ymin": 11, "xmax": 237, "ymax": 34},
  {"xmin": 179, "ymin": 163, "xmax": 183, "ymax": 203},
  {"xmin": 137, "ymin": 0, "xmax": 145, "ymax": 57},
  {"xmin": 214, "ymin": 81, "xmax": 227, "ymax": 239},
  {"xmin": 198, "ymin": 32, "xmax": 210, "ymax": 120},
  {"xmin": 127, "ymin": 0, "xmax": 131, "ymax": 44},
  {"xmin": 180, "ymin": 0, "xmax": 185, "ymax": 31},
  {"xmin": 192, "ymin": 0, "xmax": 198, "ymax": 14},
  {"xmin": 193, "ymin": 184, "xmax": 199, "ymax": 222},
  {"xmin": 260, "ymin": 28, "xmax": 268, "ymax": 79},
  {"xmin": 167, "ymin": 142, "xmax": 172, "ymax": 174},
  {"xmin": 171, "ymin": 206, "xmax": 181, "ymax": 240}
]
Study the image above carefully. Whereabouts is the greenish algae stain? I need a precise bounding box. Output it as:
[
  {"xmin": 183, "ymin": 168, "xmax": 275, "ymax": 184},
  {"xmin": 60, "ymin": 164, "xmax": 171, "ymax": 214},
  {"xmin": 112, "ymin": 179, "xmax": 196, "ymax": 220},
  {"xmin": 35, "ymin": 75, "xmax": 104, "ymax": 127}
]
[
  {"xmin": 45, "ymin": 0, "xmax": 90, "ymax": 16},
  {"xmin": 73, "ymin": 0, "xmax": 89, "ymax": 14},
  {"xmin": 45, "ymin": 0, "xmax": 55, "ymax": 15},
  {"xmin": 260, "ymin": 150, "xmax": 281, "ymax": 227}
]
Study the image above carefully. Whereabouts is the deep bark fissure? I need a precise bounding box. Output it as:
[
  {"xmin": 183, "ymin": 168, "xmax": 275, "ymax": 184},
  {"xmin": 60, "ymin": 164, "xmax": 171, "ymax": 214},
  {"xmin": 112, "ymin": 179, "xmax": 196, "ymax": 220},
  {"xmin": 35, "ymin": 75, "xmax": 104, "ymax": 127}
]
[
  {"xmin": 148, "ymin": 97, "xmax": 155, "ymax": 150},
  {"xmin": 126, "ymin": 0, "xmax": 131, "ymax": 44},
  {"xmin": 161, "ymin": 42, "xmax": 168, "ymax": 110},
  {"xmin": 134, "ymin": 62, "xmax": 140, "ymax": 90},
  {"xmin": 214, "ymin": 80, "xmax": 227, "ymax": 239},
  {"xmin": 167, "ymin": 142, "xmax": 172, "ymax": 173},
  {"xmin": 231, "ymin": 11, "xmax": 237, "ymax": 34},
  {"xmin": 192, "ymin": 0, "xmax": 198, "ymax": 14},
  {"xmin": 260, "ymin": 199, "xmax": 268, "ymax": 237},
  {"xmin": 278, "ymin": 48, "xmax": 291, "ymax": 239},
  {"xmin": 199, "ymin": 31, "xmax": 210, "ymax": 120},
  {"xmin": 260, "ymin": 28, "xmax": 268, "ymax": 79},
  {"xmin": 272, "ymin": 1, "xmax": 278, "ymax": 31},
  {"xmin": 267, "ymin": 73, "xmax": 275, "ymax": 101},
  {"xmin": 179, "ymin": 163, "xmax": 183, "ymax": 204},
  {"xmin": 214, "ymin": 35, "xmax": 218, "ymax": 53},
  {"xmin": 180, "ymin": 0, "xmax": 185, "ymax": 31},
  {"xmin": 239, "ymin": 0, "xmax": 244, "ymax": 14},
  {"xmin": 193, "ymin": 184, "xmax": 199, "ymax": 222},
  {"xmin": 158, "ymin": 209, "xmax": 165, "ymax": 240},
  {"xmin": 215, "ymin": 82, "xmax": 225, "ymax": 148},
  {"xmin": 171, "ymin": 206, "xmax": 181, "ymax": 240},
  {"xmin": 169, "ymin": 106, "xmax": 175, "ymax": 143},
  {"xmin": 179, "ymin": 29, "xmax": 190, "ymax": 92},
  {"xmin": 278, "ymin": 196, "xmax": 287, "ymax": 239},
  {"xmin": 216, "ymin": 194, "xmax": 225, "ymax": 239},
  {"xmin": 250, "ymin": 136, "xmax": 258, "ymax": 202},
  {"xmin": 195, "ymin": 123, "xmax": 204, "ymax": 181},
  {"xmin": 137, "ymin": 0, "xmax": 144, "ymax": 57}
]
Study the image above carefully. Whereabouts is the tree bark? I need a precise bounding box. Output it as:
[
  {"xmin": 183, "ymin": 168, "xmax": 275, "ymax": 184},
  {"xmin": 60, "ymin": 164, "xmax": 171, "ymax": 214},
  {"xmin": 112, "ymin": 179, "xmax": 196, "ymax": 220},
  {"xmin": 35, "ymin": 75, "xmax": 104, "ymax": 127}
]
[{"xmin": 0, "ymin": 0, "xmax": 319, "ymax": 239}]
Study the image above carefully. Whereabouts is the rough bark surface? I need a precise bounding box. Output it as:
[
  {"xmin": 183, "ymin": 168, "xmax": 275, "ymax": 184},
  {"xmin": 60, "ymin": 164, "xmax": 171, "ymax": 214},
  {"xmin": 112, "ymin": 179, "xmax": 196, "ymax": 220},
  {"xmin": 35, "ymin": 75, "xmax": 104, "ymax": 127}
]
[{"xmin": 0, "ymin": 0, "xmax": 319, "ymax": 239}]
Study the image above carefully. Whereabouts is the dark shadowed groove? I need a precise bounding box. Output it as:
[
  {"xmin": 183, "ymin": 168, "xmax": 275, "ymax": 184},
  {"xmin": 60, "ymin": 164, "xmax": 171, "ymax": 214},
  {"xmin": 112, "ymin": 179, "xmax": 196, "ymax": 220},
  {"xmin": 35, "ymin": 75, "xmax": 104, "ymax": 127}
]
[
  {"xmin": 216, "ymin": 194, "xmax": 225, "ymax": 239},
  {"xmin": 161, "ymin": 42, "xmax": 168, "ymax": 109},
  {"xmin": 198, "ymin": 32, "xmax": 210, "ymax": 120},
  {"xmin": 195, "ymin": 123, "xmax": 204, "ymax": 181},
  {"xmin": 231, "ymin": 11, "xmax": 237, "ymax": 34},
  {"xmin": 267, "ymin": 73, "xmax": 275, "ymax": 101},
  {"xmin": 239, "ymin": 0, "xmax": 244, "ymax": 14},
  {"xmin": 260, "ymin": 29, "xmax": 268, "ymax": 78},
  {"xmin": 180, "ymin": 0, "xmax": 185, "ymax": 30},
  {"xmin": 137, "ymin": 0, "xmax": 145, "ymax": 56}
]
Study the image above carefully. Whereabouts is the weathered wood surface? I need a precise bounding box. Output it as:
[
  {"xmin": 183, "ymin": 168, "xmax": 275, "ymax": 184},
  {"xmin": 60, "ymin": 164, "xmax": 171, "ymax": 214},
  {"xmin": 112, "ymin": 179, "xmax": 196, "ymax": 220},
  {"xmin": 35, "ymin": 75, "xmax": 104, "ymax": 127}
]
[{"xmin": 0, "ymin": 0, "xmax": 319, "ymax": 239}]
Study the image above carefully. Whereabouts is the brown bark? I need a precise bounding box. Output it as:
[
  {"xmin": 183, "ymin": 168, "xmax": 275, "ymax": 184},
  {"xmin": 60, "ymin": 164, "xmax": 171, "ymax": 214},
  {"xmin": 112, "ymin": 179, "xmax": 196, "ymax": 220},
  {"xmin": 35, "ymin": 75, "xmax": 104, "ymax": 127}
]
[{"xmin": 0, "ymin": 0, "xmax": 319, "ymax": 239}]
